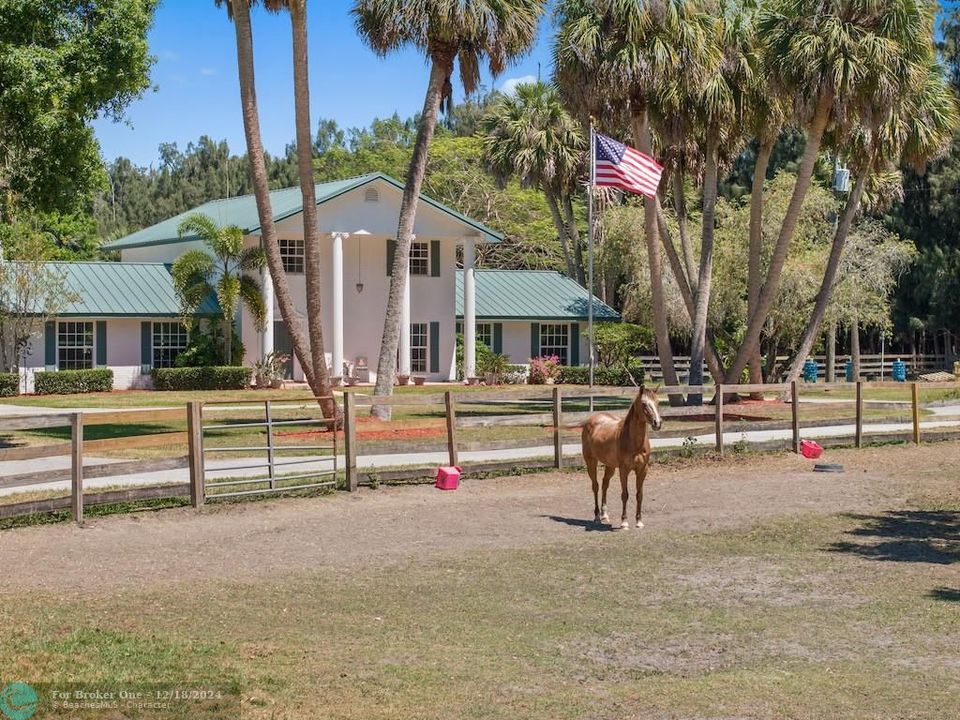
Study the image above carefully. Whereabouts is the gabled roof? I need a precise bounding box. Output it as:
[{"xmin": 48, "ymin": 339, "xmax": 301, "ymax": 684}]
[
  {"xmin": 103, "ymin": 172, "xmax": 503, "ymax": 250},
  {"xmin": 455, "ymin": 269, "xmax": 620, "ymax": 321},
  {"xmin": 43, "ymin": 262, "xmax": 219, "ymax": 317}
]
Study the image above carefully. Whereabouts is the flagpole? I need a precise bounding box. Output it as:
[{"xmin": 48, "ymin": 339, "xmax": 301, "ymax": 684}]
[{"xmin": 587, "ymin": 121, "xmax": 596, "ymax": 397}]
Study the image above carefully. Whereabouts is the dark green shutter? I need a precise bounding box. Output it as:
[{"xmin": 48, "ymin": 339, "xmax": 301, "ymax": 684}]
[
  {"xmin": 141, "ymin": 321, "xmax": 152, "ymax": 371},
  {"xmin": 429, "ymin": 321, "xmax": 440, "ymax": 373},
  {"xmin": 44, "ymin": 321, "xmax": 56, "ymax": 370},
  {"xmin": 430, "ymin": 240, "xmax": 441, "ymax": 277},
  {"xmin": 386, "ymin": 239, "xmax": 396, "ymax": 276},
  {"xmin": 493, "ymin": 323, "xmax": 503, "ymax": 354},
  {"xmin": 456, "ymin": 321, "xmax": 462, "ymax": 335},
  {"xmin": 96, "ymin": 321, "xmax": 107, "ymax": 367},
  {"xmin": 530, "ymin": 323, "xmax": 540, "ymax": 359},
  {"xmin": 570, "ymin": 323, "xmax": 580, "ymax": 366}
]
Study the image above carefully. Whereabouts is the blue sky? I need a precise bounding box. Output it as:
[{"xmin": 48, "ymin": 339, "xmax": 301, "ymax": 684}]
[{"xmin": 93, "ymin": 1, "xmax": 554, "ymax": 166}]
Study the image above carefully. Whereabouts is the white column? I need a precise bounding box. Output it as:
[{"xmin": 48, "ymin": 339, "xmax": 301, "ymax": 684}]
[
  {"xmin": 331, "ymin": 232, "xmax": 345, "ymax": 383},
  {"xmin": 399, "ymin": 265, "xmax": 411, "ymax": 376},
  {"xmin": 261, "ymin": 267, "xmax": 274, "ymax": 360},
  {"xmin": 463, "ymin": 237, "xmax": 477, "ymax": 380}
]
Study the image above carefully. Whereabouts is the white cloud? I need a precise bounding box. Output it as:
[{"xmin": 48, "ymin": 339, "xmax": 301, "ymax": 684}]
[
  {"xmin": 199, "ymin": 67, "xmax": 217, "ymax": 77},
  {"xmin": 499, "ymin": 74, "xmax": 537, "ymax": 95}
]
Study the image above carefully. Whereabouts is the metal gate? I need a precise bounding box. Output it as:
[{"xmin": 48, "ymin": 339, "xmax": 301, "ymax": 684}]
[{"xmin": 198, "ymin": 398, "xmax": 337, "ymax": 501}]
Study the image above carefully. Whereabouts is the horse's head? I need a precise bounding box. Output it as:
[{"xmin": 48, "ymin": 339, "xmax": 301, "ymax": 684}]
[{"xmin": 632, "ymin": 384, "xmax": 663, "ymax": 431}]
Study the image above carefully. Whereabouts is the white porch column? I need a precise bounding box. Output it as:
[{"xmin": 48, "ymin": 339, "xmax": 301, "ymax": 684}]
[
  {"xmin": 331, "ymin": 232, "xmax": 345, "ymax": 382},
  {"xmin": 399, "ymin": 267, "xmax": 411, "ymax": 376},
  {"xmin": 261, "ymin": 267, "xmax": 274, "ymax": 360},
  {"xmin": 463, "ymin": 237, "xmax": 477, "ymax": 380}
]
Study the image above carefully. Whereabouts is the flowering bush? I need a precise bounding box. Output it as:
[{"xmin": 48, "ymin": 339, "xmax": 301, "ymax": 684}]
[{"xmin": 528, "ymin": 355, "xmax": 561, "ymax": 384}]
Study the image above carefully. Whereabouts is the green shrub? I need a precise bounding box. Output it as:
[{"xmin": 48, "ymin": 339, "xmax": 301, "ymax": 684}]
[
  {"xmin": 558, "ymin": 360, "xmax": 646, "ymax": 386},
  {"xmin": 593, "ymin": 323, "xmax": 654, "ymax": 367},
  {"xmin": 455, "ymin": 333, "xmax": 495, "ymax": 380},
  {"xmin": 34, "ymin": 369, "xmax": 114, "ymax": 394},
  {"xmin": 152, "ymin": 366, "xmax": 252, "ymax": 391},
  {"xmin": 0, "ymin": 372, "xmax": 18, "ymax": 397},
  {"xmin": 175, "ymin": 323, "xmax": 244, "ymax": 367}
]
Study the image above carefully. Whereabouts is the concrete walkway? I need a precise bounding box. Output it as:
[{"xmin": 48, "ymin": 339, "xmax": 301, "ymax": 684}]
[{"xmin": 4, "ymin": 415, "xmax": 960, "ymax": 499}]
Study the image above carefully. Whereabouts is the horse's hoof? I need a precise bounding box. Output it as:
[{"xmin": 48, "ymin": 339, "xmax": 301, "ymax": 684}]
[
  {"xmin": 619, "ymin": 521, "xmax": 630, "ymax": 530},
  {"xmin": 636, "ymin": 520, "xmax": 644, "ymax": 529},
  {"xmin": 594, "ymin": 514, "xmax": 603, "ymax": 523},
  {"xmin": 601, "ymin": 514, "xmax": 610, "ymax": 523}
]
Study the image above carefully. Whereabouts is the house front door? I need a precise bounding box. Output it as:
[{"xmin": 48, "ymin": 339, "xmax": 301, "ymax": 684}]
[{"xmin": 273, "ymin": 320, "xmax": 294, "ymax": 379}]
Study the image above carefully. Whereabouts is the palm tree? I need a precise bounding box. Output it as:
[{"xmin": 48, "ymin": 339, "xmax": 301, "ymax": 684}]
[
  {"xmin": 554, "ymin": 0, "xmax": 715, "ymax": 405},
  {"xmin": 216, "ymin": 0, "xmax": 336, "ymax": 418},
  {"xmin": 481, "ymin": 81, "xmax": 586, "ymax": 284},
  {"xmin": 722, "ymin": 0, "xmax": 937, "ymax": 386},
  {"xmin": 781, "ymin": 59, "xmax": 958, "ymax": 387},
  {"xmin": 353, "ymin": 0, "xmax": 545, "ymax": 417},
  {"xmin": 173, "ymin": 212, "xmax": 266, "ymax": 365}
]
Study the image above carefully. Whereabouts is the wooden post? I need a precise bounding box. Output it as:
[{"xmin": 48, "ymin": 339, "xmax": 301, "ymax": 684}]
[
  {"xmin": 187, "ymin": 401, "xmax": 205, "ymax": 507},
  {"xmin": 444, "ymin": 391, "xmax": 459, "ymax": 467},
  {"xmin": 552, "ymin": 386, "xmax": 563, "ymax": 469},
  {"xmin": 911, "ymin": 382, "xmax": 921, "ymax": 445},
  {"xmin": 714, "ymin": 384, "xmax": 724, "ymax": 456},
  {"xmin": 791, "ymin": 380, "xmax": 800, "ymax": 454},
  {"xmin": 70, "ymin": 412, "xmax": 83, "ymax": 525},
  {"xmin": 343, "ymin": 391, "xmax": 358, "ymax": 491},
  {"xmin": 264, "ymin": 400, "xmax": 276, "ymax": 488},
  {"xmin": 855, "ymin": 380, "xmax": 863, "ymax": 449}
]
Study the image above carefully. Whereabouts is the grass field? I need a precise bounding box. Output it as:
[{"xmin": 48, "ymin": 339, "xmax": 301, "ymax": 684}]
[{"xmin": 1, "ymin": 443, "xmax": 957, "ymax": 719}]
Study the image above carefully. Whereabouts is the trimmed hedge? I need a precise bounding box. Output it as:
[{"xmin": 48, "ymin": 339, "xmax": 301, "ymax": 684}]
[
  {"xmin": 34, "ymin": 369, "xmax": 114, "ymax": 395},
  {"xmin": 558, "ymin": 362, "xmax": 646, "ymax": 387},
  {"xmin": 0, "ymin": 372, "xmax": 18, "ymax": 397},
  {"xmin": 152, "ymin": 366, "xmax": 253, "ymax": 391}
]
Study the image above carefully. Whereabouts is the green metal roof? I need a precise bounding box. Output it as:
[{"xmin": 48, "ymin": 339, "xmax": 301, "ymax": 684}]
[
  {"xmin": 456, "ymin": 270, "xmax": 620, "ymax": 321},
  {"xmin": 104, "ymin": 172, "xmax": 503, "ymax": 250},
  {"xmin": 44, "ymin": 262, "xmax": 219, "ymax": 317}
]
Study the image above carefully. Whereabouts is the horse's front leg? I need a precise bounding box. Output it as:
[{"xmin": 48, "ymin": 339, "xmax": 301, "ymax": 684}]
[
  {"xmin": 618, "ymin": 466, "xmax": 630, "ymax": 529},
  {"xmin": 600, "ymin": 465, "xmax": 614, "ymax": 523},
  {"xmin": 635, "ymin": 462, "xmax": 649, "ymax": 529}
]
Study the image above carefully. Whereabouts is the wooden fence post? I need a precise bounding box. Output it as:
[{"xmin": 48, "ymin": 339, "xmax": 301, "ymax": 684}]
[
  {"xmin": 714, "ymin": 384, "xmax": 724, "ymax": 456},
  {"xmin": 444, "ymin": 391, "xmax": 459, "ymax": 467},
  {"xmin": 855, "ymin": 381, "xmax": 864, "ymax": 449},
  {"xmin": 911, "ymin": 382, "xmax": 921, "ymax": 445},
  {"xmin": 791, "ymin": 381, "xmax": 800, "ymax": 454},
  {"xmin": 552, "ymin": 386, "xmax": 563, "ymax": 469},
  {"xmin": 343, "ymin": 391, "xmax": 358, "ymax": 491},
  {"xmin": 187, "ymin": 401, "xmax": 204, "ymax": 507},
  {"xmin": 70, "ymin": 412, "xmax": 83, "ymax": 525}
]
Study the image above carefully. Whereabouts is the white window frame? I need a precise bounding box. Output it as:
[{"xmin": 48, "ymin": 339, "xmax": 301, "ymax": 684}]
[
  {"xmin": 539, "ymin": 323, "xmax": 569, "ymax": 365},
  {"xmin": 57, "ymin": 321, "xmax": 94, "ymax": 370},
  {"xmin": 409, "ymin": 241, "xmax": 430, "ymax": 276},
  {"xmin": 410, "ymin": 322, "xmax": 428, "ymax": 373},
  {"xmin": 152, "ymin": 321, "xmax": 189, "ymax": 369},
  {"xmin": 279, "ymin": 238, "xmax": 305, "ymax": 274},
  {"xmin": 476, "ymin": 322, "xmax": 493, "ymax": 350}
]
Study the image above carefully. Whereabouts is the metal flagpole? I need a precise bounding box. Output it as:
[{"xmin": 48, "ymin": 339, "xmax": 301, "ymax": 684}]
[{"xmin": 588, "ymin": 122, "xmax": 596, "ymax": 402}]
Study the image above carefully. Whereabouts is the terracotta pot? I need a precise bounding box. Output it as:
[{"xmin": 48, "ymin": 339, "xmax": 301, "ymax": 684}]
[
  {"xmin": 397, "ymin": 374, "xmax": 410, "ymax": 386},
  {"xmin": 270, "ymin": 378, "xmax": 283, "ymax": 389},
  {"xmin": 412, "ymin": 376, "xmax": 426, "ymax": 386}
]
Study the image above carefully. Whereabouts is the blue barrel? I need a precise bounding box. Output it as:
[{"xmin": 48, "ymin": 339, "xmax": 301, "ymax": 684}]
[
  {"xmin": 845, "ymin": 359, "xmax": 854, "ymax": 382},
  {"xmin": 803, "ymin": 358, "xmax": 819, "ymax": 383},
  {"xmin": 892, "ymin": 359, "xmax": 907, "ymax": 382}
]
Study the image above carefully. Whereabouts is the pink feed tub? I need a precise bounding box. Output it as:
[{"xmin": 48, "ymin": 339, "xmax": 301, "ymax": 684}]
[
  {"xmin": 435, "ymin": 466, "xmax": 462, "ymax": 491},
  {"xmin": 800, "ymin": 440, "xmax": 824, "ymax": 459}
]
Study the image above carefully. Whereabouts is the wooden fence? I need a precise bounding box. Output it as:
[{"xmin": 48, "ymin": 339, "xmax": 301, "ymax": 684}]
[{"xmin": 1, "ymin": 379, "xmax": 959, "ymax": 524}]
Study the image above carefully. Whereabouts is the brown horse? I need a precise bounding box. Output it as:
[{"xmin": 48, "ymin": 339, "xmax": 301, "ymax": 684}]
[{"xmin": 581, "ymin": 386, "xmax": 663, "ymax": 529}]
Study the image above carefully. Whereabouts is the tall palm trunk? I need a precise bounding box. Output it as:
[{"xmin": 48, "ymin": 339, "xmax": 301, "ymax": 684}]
[
  {"xmin": 687, "ymin": 133, "xmax": 720, "ymax": 405},
  {"xmin": 656, "ymin": 203, "xmax": 726, "ymax": 385},
  {"xmin": 562, "ymin": 195, "xmax": 585, "ymax": 285},
  {"xmin": 230, "ymin": 0, "xmax": 316, "ymax": 390},
  {"xmin": 725, "ymin": 90, "xmax": 834, "ymax": 385},
  {"xmin": 372, "ymin": 47, "xmax": 454, "ymax": 419},
  {"xmin": 781, "ymin": 169, "xmax": 869, "ymax": 387},
  {"xmin": 223, "ymin": 314, "xmax": 233, "ymax": 365},
  {"xmin": 545, "ymin": 188, "xmax": 578, "ymax": 281},
  {"xmin": 631, "ymin": 101, "xmax": 682, "ymax": 405},
  {"xmin": 673, "ymin": 164, "xmax": 697, "ymax": 288},
  {"xmin": 288, "ymin": 0, "xmax": 337, "ymax": 419},
  {"xmin": 747, "ymin": 137, "xmax": 774, "ymax": 392},
  {"xmin": 825, "ymin": 320, "xmax": 836, "ymax": 382}
]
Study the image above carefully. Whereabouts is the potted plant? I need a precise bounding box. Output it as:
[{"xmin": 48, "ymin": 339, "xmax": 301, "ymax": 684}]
[
  {"xmin": 481, "ymin": 353, "xmax": 510, "ymax": 385},
  {"xmin": 254, "ymin": 351, "xmax": 289, "ymax": 388},
  {"xmin": 396, "ymin": 374, "xmax": 410, "ymax": 386},
  {"xmin": 412, "ymin": 376, "xmax": 427, "ymax": 386}
]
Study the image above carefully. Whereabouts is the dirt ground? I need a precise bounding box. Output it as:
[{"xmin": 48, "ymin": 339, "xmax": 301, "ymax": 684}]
[{"xmin": 2, "ymin": 442, "xmax": 957, "ymax": 594}]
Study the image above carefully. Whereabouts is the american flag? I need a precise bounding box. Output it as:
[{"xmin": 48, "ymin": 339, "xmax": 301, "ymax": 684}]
[{"xmin": 593, "ymin": 132, "xmax": 664, "ymax": 198}]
